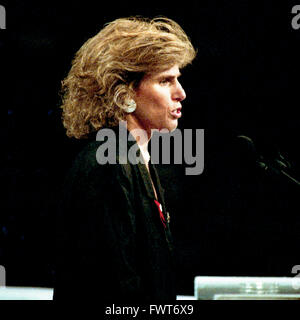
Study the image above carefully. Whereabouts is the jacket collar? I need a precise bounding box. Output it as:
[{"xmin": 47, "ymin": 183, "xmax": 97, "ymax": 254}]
[{"xmin": 111, "ymin": 124, "xmax": 166, "ymax": 205}]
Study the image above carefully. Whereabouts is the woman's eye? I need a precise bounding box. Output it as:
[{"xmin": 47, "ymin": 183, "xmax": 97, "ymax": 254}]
[{"xmin": 160, "ymin": 78, "xmax": 170, "ymax": 85}]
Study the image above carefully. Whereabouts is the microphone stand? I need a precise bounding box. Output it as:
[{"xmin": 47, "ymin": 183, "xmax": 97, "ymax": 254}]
[
  {"xmin": 237, "ymin": 135, "xmax": 300, "ymax": 187},
  {"xmin": 257, "ymin": 160, "xmax": 300, "ymax": 187}
]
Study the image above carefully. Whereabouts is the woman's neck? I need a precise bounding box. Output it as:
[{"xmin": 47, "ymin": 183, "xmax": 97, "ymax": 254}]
[
  {"xmin": 126, "ymin": 116, "xmax": 151, "ymax": 166},
  {"xmin": 126, "ymin": 117, "xmax": 158, "ymax": 200}
]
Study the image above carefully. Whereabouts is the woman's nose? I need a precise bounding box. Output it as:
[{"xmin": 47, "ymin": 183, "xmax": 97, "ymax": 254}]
[{"xmin": 173, "ymin": 80, "xmax": 186, "ymax": 102}]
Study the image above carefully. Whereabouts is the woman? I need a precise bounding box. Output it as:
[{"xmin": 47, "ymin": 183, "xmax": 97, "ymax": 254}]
[{"xmin": 54, "ymin": 16, "xmax": 196, "ymax": 302}]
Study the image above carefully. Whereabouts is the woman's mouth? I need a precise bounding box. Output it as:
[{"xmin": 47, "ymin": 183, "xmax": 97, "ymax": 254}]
[{"xmin": 171, "ymin": 107, "xmax": 182, "ymax": 119}]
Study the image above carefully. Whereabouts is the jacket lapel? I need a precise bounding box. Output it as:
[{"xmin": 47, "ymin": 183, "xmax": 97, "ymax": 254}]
[
  {"xmin": 136, "ymin": 160, "xmax": 157, "ymax": 200},
  {"xmin": 116, "ymin": 126, "xmax": 167, "ymax": 220},
  {"xmin": 149, "ymin": 163, "xmax": 166, "ymax": 209}
]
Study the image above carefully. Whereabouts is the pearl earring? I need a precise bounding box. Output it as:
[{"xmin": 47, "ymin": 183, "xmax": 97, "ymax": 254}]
[{"xmin": 124, "ymin": 99, "xmax": 136, "ymax": 113}]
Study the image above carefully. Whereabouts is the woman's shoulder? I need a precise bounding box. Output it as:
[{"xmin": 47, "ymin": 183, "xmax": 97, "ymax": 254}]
[
  {"xmin": 67, "ymin": 141, "xmax": 104, "ymax": 176},
  {"xmin": 70, "ymin": 140, "xmax": 134, "ymax": 183}
]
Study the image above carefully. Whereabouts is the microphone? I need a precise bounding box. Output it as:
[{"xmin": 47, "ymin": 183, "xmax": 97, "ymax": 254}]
[{"xmin": 236, "ymin": 135, "xmax": 300, "ymax": 187}]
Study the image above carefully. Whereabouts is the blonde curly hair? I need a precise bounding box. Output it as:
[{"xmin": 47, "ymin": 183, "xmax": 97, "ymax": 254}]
[{"xmin": 60, "ymin": 16, "xmax": 196, "ymax": 139}]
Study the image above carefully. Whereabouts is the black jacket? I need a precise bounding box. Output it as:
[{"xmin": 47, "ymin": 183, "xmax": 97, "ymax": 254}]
[{"xmin": 53, "ymin": 128, "xmax": 176, "ymax": 302}]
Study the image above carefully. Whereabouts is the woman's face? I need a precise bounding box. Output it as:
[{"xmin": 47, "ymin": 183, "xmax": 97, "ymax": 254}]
[{"xmin": 130, "ymin": 65, "xmax": 186, "ymax": 135}]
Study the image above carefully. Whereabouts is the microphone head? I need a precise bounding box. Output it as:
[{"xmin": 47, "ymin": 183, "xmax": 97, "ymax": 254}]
[
  {"xmin": 235, "ymin": 134, "xmax": 298, "ymax": 183},
  {"xmin": 234, "ymin": 135, "xmax": 259, "ymax": 165}
]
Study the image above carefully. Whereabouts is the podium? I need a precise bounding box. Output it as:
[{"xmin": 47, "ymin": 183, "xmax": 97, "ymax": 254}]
[
  {"xmin": 194, "ymin": 276, "xmax": 300, "ymax": 300},
  {"xmin": 0, "ymin": 287, "xmax": 53, "ymax": 300}
]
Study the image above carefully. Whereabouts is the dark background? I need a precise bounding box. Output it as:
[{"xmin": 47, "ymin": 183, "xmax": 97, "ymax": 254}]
[{"xmin": 2, "ymin": 0, "xmax": 300, "ymax": 295}]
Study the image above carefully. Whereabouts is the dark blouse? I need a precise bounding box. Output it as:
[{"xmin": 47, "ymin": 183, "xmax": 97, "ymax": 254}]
[{"xmin": 53, "ymin": 129, "xmax": 176, "ymax": 302}]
